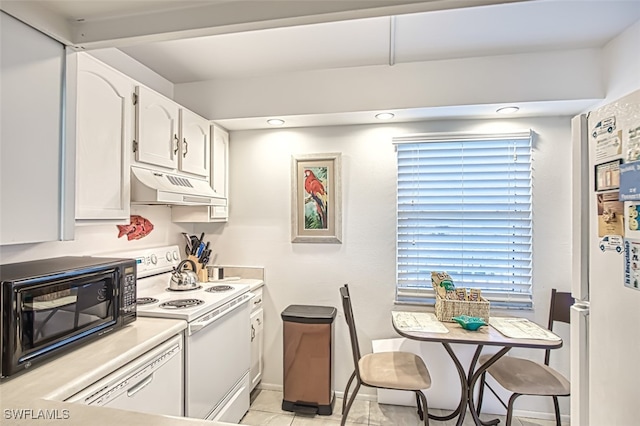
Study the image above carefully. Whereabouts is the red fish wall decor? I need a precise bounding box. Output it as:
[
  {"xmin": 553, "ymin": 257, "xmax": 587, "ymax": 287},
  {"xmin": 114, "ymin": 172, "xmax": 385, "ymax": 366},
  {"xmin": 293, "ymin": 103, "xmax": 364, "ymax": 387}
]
[{"xmin": 116, "ymin": 215, "xmax": 154, "ymax": 241}]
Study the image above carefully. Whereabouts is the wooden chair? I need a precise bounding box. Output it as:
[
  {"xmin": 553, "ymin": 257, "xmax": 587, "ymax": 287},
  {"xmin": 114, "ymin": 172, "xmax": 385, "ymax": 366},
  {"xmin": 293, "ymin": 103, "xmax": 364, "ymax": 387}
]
[
  {"xmin": 476, "ymin": 288, "xmax": 574, "ymax": 426},
  {"xmin": 339, "ymin": 284, "xmax": 432, "ymax": 426}
]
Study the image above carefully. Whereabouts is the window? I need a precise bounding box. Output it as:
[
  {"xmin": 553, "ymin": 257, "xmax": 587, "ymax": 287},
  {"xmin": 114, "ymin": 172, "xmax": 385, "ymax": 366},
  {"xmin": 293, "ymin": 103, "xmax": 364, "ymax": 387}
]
[{"xmin": 395, "ymin": 131, "xmax": 533, "ymax": 309}]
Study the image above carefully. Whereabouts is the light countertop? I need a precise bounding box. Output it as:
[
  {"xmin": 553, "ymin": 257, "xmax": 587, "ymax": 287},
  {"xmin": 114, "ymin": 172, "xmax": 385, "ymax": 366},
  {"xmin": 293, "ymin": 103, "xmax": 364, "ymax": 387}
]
[{"xmin": 0, "ymin": 317, "xmax": 236, "ymax": 425}]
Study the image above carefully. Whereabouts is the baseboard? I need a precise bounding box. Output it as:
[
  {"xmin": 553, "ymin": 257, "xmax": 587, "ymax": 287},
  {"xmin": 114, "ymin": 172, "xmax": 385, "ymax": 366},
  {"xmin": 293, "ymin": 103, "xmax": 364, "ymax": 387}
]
[
  {"xmin": 256, "ymin": 383, "xmax": 570, "ymax": 422},
  {"xmin": 512, "ymin": 409, "xmax": 570, "ymax": 423},
  {"xmin": 256, "ymin": 383, "xmax": 377, "ymax": 402}
]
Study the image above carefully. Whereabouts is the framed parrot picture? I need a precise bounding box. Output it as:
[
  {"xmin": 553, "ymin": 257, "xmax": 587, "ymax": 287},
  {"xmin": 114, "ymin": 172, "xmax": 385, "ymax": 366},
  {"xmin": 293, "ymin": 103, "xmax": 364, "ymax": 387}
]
[{"xmin": 291, "ymin": 153, "xmax": 342, "ymax": 243}]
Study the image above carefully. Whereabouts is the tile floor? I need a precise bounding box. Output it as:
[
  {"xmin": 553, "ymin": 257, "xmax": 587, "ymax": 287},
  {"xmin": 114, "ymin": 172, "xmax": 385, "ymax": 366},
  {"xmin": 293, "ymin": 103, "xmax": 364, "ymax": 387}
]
[{"xmin": 240, "ymin": 389, "xmax": 570, "ymax": 426}]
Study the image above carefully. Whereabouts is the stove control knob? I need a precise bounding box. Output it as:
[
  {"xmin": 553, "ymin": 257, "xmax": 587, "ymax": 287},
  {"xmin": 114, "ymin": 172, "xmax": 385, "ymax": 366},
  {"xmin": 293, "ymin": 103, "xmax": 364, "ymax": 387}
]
[
  {"xmin": 173, "ymin": 251, "xmax": 179, "ymax": 261},
  {"xmin": 166, "ymin": 252, "xmax": 172, "ymax": 261},
  {"xmin": 150, "ymin": 254, "xmax": 157, "ymax": 264}
]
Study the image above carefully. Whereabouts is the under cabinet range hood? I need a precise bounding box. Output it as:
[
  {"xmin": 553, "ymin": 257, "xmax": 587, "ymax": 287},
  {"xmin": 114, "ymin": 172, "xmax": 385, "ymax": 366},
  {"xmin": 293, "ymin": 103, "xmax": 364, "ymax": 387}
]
[{"xmin": 131, "ymin": 166, "xmax": 226, "ymax": 206}]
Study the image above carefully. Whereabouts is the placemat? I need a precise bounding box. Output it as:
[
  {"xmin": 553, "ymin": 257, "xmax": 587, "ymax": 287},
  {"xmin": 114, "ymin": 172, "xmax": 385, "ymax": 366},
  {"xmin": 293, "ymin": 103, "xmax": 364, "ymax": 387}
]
[
  {"xmin": 490, "ymin": 317, "xmax": 561, "ymax": 341},
  {"xmin": 392, "ymin": 311, "xmax": 449, "ymax": 333}
]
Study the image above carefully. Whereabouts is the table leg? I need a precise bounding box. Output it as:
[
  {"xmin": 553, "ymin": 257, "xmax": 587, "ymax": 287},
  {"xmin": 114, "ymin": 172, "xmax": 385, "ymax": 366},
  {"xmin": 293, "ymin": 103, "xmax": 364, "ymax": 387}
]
[
  {"xmin": 467, "ymin": 346, "xmax": 511, "ymax": 426},
  {"xmin": 426, "ymin": 343, "xmax": 467, "ymax": 424}
]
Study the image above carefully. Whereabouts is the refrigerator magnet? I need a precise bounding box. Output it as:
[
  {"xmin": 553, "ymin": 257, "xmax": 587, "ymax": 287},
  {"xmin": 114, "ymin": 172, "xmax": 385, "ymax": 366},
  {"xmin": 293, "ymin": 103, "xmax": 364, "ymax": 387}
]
[
  {"xmin": 594, "ymin": 159, "xmax": 621, "ymax": 192},
  {"xmin": 619, "ymin": 160, "xmax": 640, "ymax": 201},
  {"xmin": 597, "ymin": 191, "xmax": 624, "ymax": 237},
  {"xmin": 624, "ymin": 239, "xmax": 640, "ymax": 291},
  {"xmin": 625, "ymin": 202, "xmax": 640, "ymax": 238}
]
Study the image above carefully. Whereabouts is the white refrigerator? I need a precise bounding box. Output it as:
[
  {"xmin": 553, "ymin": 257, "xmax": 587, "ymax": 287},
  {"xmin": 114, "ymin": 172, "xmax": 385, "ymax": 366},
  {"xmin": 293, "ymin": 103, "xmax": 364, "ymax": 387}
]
[{"xmin": 571, "ymin": 89, "xmax": 640, "ymax": 426}]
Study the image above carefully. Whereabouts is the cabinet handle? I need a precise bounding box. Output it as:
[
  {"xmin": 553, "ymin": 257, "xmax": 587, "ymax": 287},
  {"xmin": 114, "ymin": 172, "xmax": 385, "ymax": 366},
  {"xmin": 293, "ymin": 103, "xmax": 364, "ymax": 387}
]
[
  {"xmin": 183, "ymin": 138, "xmax": 188, "ymax": 157},
  {"xmin": 251, "ymin": 324, "xmax": 255, "ymax": 341},
  {"xmin": 173, "ymin": 134, "xmax": 179, "ymax": 155}
]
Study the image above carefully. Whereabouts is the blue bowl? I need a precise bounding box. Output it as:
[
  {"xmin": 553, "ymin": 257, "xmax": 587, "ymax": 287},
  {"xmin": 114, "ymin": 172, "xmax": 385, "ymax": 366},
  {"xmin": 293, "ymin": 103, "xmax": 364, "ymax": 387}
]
[{"xmin": 452, "ymin": 315, "xmax": 487, "ymax": 331}]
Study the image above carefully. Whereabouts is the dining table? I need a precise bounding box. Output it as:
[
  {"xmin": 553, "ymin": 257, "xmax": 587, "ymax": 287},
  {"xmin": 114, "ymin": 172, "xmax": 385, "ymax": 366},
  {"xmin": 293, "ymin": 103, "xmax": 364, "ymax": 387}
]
[{"xmin": 391, "ymin": 311, "xmax": 563, "ymax": 426}]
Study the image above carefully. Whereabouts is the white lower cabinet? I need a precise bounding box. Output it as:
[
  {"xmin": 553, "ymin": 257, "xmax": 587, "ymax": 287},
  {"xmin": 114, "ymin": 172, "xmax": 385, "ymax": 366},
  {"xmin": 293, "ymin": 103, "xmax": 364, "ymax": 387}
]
[
  {"xmin": 250, "ymin": 288, "xmax": 264, "ymax": 390},
  {"xmin": 75, "ymin": 53, "xmax": 133, "ymax": 223}
]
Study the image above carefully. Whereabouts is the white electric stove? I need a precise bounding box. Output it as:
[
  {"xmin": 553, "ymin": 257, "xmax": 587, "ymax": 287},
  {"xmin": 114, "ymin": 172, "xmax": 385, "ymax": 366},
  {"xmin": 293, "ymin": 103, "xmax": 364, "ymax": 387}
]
[{"xmin": 108, "ymin": 245, "xmax": 253, "ymax": 423}]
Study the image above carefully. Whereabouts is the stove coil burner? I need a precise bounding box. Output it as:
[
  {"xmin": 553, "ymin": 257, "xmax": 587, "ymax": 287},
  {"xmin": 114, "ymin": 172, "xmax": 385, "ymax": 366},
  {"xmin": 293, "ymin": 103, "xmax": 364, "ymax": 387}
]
[
  {"xmin": 167, "ymin": 285, "xmax": 202, "ymax": 292},
  {"xmin": 159, "ymin": 299, "xmax": 204, "ymax": 309},
  {"xmin": 206, "ymin": 285, "xmax": 234, "ymax": 293},
  {"xmin": 136, "ymin": 297, "xmax": 159, "ymax": 305}
]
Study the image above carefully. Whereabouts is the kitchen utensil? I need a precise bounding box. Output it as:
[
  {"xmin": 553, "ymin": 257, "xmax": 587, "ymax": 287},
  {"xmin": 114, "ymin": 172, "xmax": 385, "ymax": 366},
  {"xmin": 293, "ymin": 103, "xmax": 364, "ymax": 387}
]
[
  {"xmin": 199, "ymin": 242, "xmax": 210, "ymax": 260},
  {"xmin": 200, "ymin": 251, "xmax": 210, "ymax": 266},
  {"xmin": 182, "ymin": 232, "xmax": 193, "ymax": 256},
  {"xmin": 190, "ymin": 236, "xmax": 199, "ymax": 255},
  {"xmin": 191, "ymin": 233, "xmax": 205, "ymax": 256},
  {"xmin": 169, "ymin": 259, "xmax": 199, "ymax": 290}
]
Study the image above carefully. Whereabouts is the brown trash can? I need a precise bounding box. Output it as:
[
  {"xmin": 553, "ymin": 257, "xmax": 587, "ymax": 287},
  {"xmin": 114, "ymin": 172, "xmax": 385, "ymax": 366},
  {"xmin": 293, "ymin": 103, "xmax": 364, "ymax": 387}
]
[{"xmin": 281, "ymin": 304, "xmax": 337, "ymax": 415}]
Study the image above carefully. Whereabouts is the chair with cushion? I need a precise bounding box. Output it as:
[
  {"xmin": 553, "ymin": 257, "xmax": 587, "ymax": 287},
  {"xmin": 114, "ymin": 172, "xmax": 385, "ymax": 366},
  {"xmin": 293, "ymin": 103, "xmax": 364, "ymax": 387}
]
[
  {"xmin": 339, "ymin": 284, "xmax": 432, "ymax": 426},
  {"xmin": 476, "ymin": 288, "xmax": 573, "ymax": 426}
]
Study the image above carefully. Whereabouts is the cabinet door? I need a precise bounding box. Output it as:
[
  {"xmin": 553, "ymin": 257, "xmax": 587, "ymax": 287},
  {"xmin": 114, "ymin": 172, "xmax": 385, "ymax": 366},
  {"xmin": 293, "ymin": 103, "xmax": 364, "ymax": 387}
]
[
  {"xmin": 1, "ymin": 12, "xmax": 69, "ymax": 244},
  {"xmin": 179, "ymin": 109, "xmax": 209, "ymax": 178},
  {"xmin": 135, "ymin": 86, "xmax": 179, "ymax": 170},
  {"xmin": 76, "ymin": 54, "xmax": 132, "ymax": 221},
  {"xmin": 210, "ymin": 125, "xmax": 229, "ymax": 221},
  {"xmin": 250, "ymin": 308, "xmax": 264, "ymax": 390}
]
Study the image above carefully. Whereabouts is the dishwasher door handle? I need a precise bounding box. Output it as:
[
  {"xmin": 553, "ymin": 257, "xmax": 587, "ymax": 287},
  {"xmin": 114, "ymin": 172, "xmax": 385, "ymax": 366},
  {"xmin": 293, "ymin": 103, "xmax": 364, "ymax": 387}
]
[{"xmin": 127, "ymin": 374, "xmax": 154, "ymax": 398}]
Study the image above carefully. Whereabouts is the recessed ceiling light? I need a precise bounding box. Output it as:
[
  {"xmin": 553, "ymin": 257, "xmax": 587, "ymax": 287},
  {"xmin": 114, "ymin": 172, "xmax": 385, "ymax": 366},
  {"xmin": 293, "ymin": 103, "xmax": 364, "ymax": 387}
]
[
  {"xmin": 375, "ymin": 112, "xmax": 395, "ymax": 120},
  {"xmin": 267, "ymin": 119, "xmax": 285, "ymax": 126},
  {"xmin": 496, "ymin": 106, "xmax": 520, "ymax": 114}
]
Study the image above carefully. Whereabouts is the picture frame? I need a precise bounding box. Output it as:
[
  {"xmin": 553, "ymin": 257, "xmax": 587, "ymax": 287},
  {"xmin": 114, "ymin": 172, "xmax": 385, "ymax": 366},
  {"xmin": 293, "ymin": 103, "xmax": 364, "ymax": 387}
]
[
  {"xmin": 595, "ymin": 159, "xmax": 622, "ymax": 192},
  {"xmin": 291, "ymin": 153, "xmax": 342, "ymax": 243}
]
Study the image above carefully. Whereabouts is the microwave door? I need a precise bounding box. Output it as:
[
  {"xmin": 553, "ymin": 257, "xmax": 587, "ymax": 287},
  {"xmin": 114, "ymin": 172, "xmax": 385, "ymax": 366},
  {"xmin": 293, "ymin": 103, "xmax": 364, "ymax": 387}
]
[{"xmin": 11, "ymin": 270, "xmax": 119, "ymax": 373}]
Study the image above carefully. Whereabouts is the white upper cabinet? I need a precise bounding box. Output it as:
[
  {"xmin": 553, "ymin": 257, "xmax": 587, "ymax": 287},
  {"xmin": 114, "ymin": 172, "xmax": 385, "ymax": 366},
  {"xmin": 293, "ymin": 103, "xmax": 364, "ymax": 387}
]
[
  {"xmin": 1, "ymin": 12, "xmax": 72, "ymax": 245},
  {"xmin": 75, "ymin": 53, "xmax": 133, "ymax": 222},
  {"xmin": 135, "ymin": 85, "xmax": 180, "ymax": 170},
  {"xmin": 171, "ymin": 124, "xmax": 229, "ymax": 223},
  {"xmin": 210, "ymin": 124, "xmax": 229, "ymax": 221},
  {"xmin": 179, "ymin": 109, "xmax": 210, "ymax": 178}
]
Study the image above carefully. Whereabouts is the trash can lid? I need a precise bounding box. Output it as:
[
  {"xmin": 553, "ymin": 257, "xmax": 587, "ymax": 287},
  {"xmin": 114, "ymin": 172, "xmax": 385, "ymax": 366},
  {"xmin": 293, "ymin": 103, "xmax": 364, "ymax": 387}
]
[{"xmin": 281, "ymin": 305, "xmax": 337, "ymax": 324}]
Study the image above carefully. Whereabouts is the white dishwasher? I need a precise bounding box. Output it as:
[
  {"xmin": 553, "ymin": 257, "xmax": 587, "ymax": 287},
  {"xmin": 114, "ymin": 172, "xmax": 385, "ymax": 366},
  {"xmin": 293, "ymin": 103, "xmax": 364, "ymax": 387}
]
[{"xmin": 67, "ymin": 334, "xmax": 184, "ymax": 416}]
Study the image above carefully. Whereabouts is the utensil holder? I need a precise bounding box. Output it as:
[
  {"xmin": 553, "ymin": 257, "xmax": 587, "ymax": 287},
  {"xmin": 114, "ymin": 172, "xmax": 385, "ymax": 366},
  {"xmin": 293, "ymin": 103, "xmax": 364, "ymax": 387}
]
[{"xmin": 186, "ymin": 255, "xmax": 203, "ymax": 272}]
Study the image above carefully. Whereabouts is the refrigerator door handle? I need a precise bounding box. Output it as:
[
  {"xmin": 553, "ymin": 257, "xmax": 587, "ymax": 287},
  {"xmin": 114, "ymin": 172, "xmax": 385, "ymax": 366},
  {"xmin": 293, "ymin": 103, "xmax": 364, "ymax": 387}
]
[{"xmin": 570, "ymin": 304, "xmax": 589, "ymax": 426}]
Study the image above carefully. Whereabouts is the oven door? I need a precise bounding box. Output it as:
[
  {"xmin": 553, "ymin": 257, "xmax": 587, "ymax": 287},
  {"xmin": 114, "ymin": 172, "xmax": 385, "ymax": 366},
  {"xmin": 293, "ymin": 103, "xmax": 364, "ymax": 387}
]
[
  {"xmin": 185, "ymin": 294, "xmax": 251, "ymax": 419},
  {"xmin": 2, "ymin": 269, "xmax": 120, "ymax": 376}
]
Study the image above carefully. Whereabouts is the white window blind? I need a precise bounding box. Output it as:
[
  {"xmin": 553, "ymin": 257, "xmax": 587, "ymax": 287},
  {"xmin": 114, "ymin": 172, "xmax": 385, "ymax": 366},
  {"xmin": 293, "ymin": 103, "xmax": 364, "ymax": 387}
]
[{"xmin": 395, "ymin": 131, "xmax": 533, "ymax": 309}]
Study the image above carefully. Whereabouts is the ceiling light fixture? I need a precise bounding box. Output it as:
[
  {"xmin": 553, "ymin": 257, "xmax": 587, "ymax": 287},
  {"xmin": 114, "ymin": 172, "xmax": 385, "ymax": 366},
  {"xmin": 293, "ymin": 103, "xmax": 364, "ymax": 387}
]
[
  {"xmin": 375, "ymin": 112, "xmax": 395, "ymax": 120},
  {"xmin": 496, "ymin": 106, "xmax": 520, "ymax": 114},
  {"xmin": 267, "ymin": 119, "xmax": 285, "ymax": 126}
]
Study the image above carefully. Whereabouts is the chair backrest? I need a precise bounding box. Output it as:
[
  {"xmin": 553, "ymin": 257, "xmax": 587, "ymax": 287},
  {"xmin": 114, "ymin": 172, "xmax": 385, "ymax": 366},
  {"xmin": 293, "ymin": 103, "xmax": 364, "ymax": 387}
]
[
  {"xmin": 544, "ymin": 288, "xmax": 574, "ymax": 365},
  {"xmin": 547, "ymin": 288, "xmax": 574, "ymax": 330},
  {"xmin": 340, "ymin": 284, "xmax": 363, "ymax": 380}
]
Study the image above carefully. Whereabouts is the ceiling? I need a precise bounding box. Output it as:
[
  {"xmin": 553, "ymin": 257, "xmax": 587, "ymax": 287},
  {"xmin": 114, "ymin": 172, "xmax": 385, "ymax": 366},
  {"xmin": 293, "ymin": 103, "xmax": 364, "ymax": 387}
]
[
  {"xmin": 117, "ymin": 0, "xmax": 640, "ymax": 83},
  {"xmin": 3, "ymin": 0, "xmax": 640, "ymax": 129}
]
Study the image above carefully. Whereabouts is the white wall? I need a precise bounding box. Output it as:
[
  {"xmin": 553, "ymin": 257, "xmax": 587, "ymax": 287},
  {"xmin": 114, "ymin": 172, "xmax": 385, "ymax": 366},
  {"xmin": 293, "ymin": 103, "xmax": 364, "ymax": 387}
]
[
  {"xmin": 175, "ymin": 48, "xmax": 603, "ymax": 121},
  {"xmin": 601, "ymin": 19, "xmax": 640, "ymax": 105},
  {"xmin": 0, "ymin": 206, "xmax": 190, "ymax": 263},
  {"xmin": 88, "ymin": 47, "xmax": 174, "ymax": 99},
  {"xmin": 204, "ymin": 116, "xmax": 573, "ymax": 417}
]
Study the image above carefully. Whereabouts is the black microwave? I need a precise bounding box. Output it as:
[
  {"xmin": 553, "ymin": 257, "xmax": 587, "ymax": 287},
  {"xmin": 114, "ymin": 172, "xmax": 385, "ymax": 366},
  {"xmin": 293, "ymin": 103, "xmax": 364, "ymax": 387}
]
[{"xmin": 0, "ymin": 256, "xmax": 136, "ymax": 378}]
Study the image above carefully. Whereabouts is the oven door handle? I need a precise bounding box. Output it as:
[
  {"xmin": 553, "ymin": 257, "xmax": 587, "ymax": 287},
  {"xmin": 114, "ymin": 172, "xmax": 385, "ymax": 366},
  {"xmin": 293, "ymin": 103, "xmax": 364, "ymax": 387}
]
[{"xmin": 188, "ymin": 293, "xmax": 253, "ymax": 335}]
